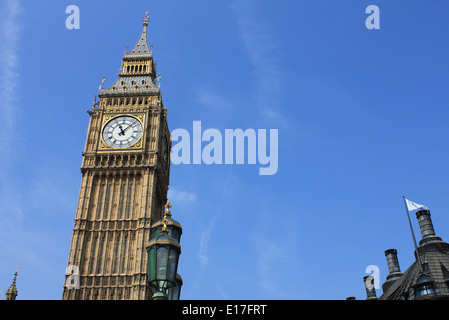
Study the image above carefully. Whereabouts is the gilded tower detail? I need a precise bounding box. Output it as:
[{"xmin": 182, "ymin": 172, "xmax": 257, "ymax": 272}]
[{"xmin": 63, "ymin": 13, "xmax": 171, "ymax": 300}]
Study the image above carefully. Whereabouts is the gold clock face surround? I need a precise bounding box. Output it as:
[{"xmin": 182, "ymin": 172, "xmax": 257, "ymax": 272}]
[{"xmin": 102, "ymin": 115, "xmax": 143, "ymax": 149}]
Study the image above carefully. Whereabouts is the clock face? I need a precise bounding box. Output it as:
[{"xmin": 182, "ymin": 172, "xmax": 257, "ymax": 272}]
[{"xmin": 102, "ymin": 116, "xmax": 143, "ymax": 149}]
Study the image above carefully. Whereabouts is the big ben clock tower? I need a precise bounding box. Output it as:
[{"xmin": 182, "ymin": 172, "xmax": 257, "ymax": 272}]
[{"xmin": 63, "ymin": 13, "xmax": 171, "ymax": 300}]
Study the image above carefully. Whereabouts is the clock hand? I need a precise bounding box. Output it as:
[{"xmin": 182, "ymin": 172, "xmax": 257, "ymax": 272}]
[
  {"xmin": 123, "ymin": 123, "xmax": 134, "ymax": 133},
  {"xmin": 118, "ymin": 125, "xmax": 126, "ymax": 136}
]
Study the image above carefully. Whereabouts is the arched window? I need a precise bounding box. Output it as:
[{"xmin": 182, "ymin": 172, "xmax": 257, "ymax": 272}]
[
  {"xmin": 103, "ymin": 184, "xmax": 112, "ymax": 219},
  {"xmin": 96, "ymin": 237, "xmax": 106, "ymax": 274},
  {"xmin": 113, "ymin": 235, "xmax": 120, "ymax": 274},
  {"xmin": 96, "ymin": 184, "xmax": 105, "ymax": 219},
  {"xmin": 89, "ymin": 234, "xmax": 99, "ymax": 274},
  {"xmin": 119, "ymin": 183, "xmax": 126, "ymax": 219},
  {"xmin": 127, "ymin": 182, "xmax": 133, "ymax": 219},
  {"xmin": 121, "ymin": 236, "xmax": 128, "ymax": 273}
]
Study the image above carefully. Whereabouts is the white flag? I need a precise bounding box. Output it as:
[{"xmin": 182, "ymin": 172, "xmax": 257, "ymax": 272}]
[{"xmin": 405, "ymin": 198, "xmax": 428, "ymax": 212}]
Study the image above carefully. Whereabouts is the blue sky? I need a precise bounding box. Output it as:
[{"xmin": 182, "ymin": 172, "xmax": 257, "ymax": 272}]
[{"xmin": 1, "ymin": 0, "xmax": 449, "ymax": 300}]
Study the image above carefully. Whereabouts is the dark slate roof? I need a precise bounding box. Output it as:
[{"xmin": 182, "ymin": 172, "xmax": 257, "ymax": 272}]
[
  {"xmin": 379, "ymin": 260, "xmax": 420, "ymax": 300},
  {"xmin": 380, "ymin": 241, "xmax": 449, "ymax": 300},
  {"xmin": 100, "ymin": 75, "xmax": 159, "ymax": 96}
]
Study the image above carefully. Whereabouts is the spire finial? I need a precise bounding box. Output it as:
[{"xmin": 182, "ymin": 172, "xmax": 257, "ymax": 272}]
[
  {"xmin": 143, "ymin": 11, "xmax": 150, "ymax": 26},
  {"xmin": 12, "ymin": 264, "xmax": 19, "ymax": 284},
  {"xmin": 99, "ymin": 75, "xmax": 105, "ymax": 91}
]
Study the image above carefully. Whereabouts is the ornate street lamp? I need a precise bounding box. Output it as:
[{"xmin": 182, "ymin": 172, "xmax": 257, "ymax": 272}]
[
  {"xmin": 146, "ymin": 201, "xmax": 182, "ymax": 300},
  {"xmin": 167, "ymin": 274, "xmax": 183, "ymax": 300}
]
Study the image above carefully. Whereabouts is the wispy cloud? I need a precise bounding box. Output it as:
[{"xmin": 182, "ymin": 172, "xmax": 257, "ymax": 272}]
[
  {"xmin": 0, "ymin": 0, "xmax": 22, "ymax": 211},
  {"xmin": 168, "ymin": 187, "xmax": 198, "ymax": 203},
  {"xmin": 251, "ymin": 212, "xmax": 287, "ymax": 298},
  {"xmin": 0, "ymin": 0, "xmax": 21, "ymax": 142},
  {"xmin": 198, "ymin": 212, "xmax": 219, "ymax": 269},
  {"xmin": 196, "ymin": 87, "xmax": 234, "ymax": 112},
  {"xmin": 197, "ymin": 168, "xmax": 234, "ymax": 271},
  {"xmin": 231, "ymin": 0, "xmax": 283, "ymax": 122},
  {"xmin": 0, "ymin": 0, "xmax": 22, "ymax": 216},
  {"xmin": 0, "ymin": 0, "xmax": 28, "ymax": 283},
  {"xmin": 250, "ymin": 204, "xmax": 301, "ymax": 299}
]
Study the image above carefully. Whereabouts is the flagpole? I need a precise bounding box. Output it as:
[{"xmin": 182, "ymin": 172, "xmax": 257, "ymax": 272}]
[{"xmin": 403, "ymin": 196, "xmax": 423, "ymax": 272}]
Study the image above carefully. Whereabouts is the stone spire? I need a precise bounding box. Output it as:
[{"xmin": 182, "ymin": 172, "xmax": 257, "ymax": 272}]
[
  {"xmin": 5, "ymin": 265, "xmax": 19, "ymax": 300},
  {"xmin": 125, "ymin": 11, "xmax": 152, "ymax": 57}
]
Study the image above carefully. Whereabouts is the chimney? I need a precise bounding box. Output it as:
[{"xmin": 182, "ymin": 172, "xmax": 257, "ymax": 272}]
[
  {"xmin": 415, "ymin": 209, "xmax": 442, "ymax": 245},
  {"xmin": 382, "ymin": 249, "xmax": 403, "ymax": 293},
  {"xmin": 385, "ymin": 249, "xmax": 402, "ymax": 277},
  {"xmin": 363, "ymin": 275, "xmax": 378, "ymax": 300}
]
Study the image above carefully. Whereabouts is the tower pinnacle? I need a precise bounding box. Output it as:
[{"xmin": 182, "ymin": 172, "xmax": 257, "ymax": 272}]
[
  {"xmin": 5, "ymin": 265, "xmax": 19, "ymax": 300},
  {"xmin": 99, "ymin": 12, "xmax": 159, "ymax": 96}
]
